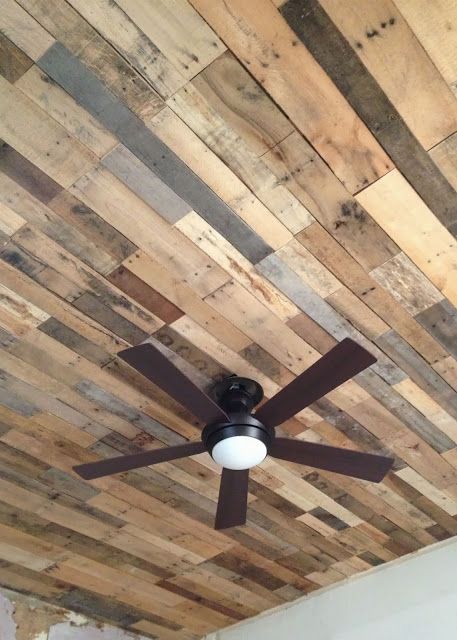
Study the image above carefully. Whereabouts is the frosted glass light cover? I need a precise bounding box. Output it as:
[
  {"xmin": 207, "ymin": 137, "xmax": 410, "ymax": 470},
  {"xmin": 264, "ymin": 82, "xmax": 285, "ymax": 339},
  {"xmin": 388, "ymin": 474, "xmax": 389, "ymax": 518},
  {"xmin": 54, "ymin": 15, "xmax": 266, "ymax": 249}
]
[{"xmin": 211, "ymin": 436, "xmax": 267, "ymax": 470}]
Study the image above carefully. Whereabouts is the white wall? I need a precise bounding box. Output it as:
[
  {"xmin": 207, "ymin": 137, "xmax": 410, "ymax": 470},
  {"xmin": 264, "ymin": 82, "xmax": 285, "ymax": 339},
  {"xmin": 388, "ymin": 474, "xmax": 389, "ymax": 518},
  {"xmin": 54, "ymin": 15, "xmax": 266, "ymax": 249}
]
[{"xmin": 204, "ymin": 538, "xmax": 457, "ymax": 640}]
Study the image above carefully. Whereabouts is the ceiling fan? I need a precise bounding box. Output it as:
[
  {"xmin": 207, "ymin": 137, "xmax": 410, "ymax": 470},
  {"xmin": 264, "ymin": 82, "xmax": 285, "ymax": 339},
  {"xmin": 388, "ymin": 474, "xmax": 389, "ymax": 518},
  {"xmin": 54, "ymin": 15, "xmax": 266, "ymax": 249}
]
[{"xmin": 74, "ymin": 338, "xmax": 393, "ymax": 529}]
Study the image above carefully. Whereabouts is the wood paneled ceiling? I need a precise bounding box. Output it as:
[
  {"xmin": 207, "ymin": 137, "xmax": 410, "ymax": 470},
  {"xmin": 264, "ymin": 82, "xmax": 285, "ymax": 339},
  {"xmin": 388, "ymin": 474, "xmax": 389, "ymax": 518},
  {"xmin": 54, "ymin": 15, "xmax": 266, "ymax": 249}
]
[{"xmin": 0, "ymin": 0, "xmax": 456, "ymax": 638}]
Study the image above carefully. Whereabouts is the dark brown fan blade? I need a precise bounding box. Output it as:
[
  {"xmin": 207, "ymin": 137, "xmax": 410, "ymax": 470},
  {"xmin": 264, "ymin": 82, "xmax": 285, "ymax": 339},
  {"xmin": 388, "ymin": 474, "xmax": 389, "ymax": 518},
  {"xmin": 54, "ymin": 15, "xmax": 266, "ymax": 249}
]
[
  {"xmin": 255, "ymin": 338, "xmax": 376, "ymax": 428},
  {"xmin": 119, "ymin": 343, "xmax": 229, "ymax": 425},
  {"xmin": 215, "ymin": 468, "xmax": 249, "ymax": 529},
  {"xmin": 270, "ymin": 438, "xmax": 393, "ymax": 482},
  {"xmin": 73, "ymin": 441, "xmax": 205, "ymax": 480}
]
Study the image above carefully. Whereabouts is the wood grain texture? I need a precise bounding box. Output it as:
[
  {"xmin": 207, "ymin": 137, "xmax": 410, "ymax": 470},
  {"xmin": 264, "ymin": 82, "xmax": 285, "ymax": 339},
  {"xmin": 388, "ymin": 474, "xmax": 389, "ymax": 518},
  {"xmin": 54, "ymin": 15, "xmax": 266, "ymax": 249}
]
[
  {"xmin": 0, "ymin": 32, "xmax": 33, "ymax": 82},
  {"xmin": 189, "ymin": 0, "xmax": 393, "ymax": 194},
  {"xmin": 281, "ymin": 0, "xmax": 457, "ymax": 235},
  {"xmin": 0, "ymin": 2, "xmax": 456, "ymax": 638},
  {"xmin": 394, "ymin": 0, "xmax": 457, "ymax": 88}
]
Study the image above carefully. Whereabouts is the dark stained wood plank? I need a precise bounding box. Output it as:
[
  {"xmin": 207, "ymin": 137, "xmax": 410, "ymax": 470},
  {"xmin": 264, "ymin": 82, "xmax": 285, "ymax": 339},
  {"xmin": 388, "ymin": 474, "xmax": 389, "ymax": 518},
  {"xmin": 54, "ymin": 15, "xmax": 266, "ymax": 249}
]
[
  {"xmin": 0, "ymin": 32, "xmax": 33, "ymax": 81},
  {"xmin": 108, "ymin": 265, "xmax": 183, "ymax": 324},
  {"xmin": 72, "ymin": 292, "xmax": 149, "ymax": 345},
  {"xmin": 308, "ymin": 507, "xmax": 349, "ymax": 532},
  {"xmin": 0, "ymin": 141, "xmax": 62, "ymax": 204},
  {"xmin": 38, "ymin": 317, "xmax": 112, "ymax": 366},
  {"xmin": 37, "ymin": 43, "xmax": 273, "ymax": 264},
  {"xmin": 281, "ymin": 0, "xmax": 457, "ymax": 235},
  {"xmin": 240, "ymin": 343, "xmax": 295, "ymax": 388},
  {"xmin": 416, "ymin": 299, "xmax": 457, "ymax": 359},
  {"xmin": 47, "ymin": 190, "xmax": 137, "ymax": 266}
]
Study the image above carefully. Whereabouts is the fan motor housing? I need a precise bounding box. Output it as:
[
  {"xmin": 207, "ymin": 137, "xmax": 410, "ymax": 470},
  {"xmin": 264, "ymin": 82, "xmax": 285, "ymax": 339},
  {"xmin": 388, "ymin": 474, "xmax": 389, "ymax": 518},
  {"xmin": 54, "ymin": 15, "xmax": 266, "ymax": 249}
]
[{"xmin": 202, "ymin": 414, "xmax": 274, "ymax": 454}]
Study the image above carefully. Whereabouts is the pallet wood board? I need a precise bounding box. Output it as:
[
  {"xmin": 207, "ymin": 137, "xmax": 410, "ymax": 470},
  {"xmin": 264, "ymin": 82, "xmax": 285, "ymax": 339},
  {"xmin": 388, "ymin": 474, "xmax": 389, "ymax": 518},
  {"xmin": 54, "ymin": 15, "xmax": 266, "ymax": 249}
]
[{"xmin": 0, "ymin": 1, "xmax": 456, "ymax": 639}]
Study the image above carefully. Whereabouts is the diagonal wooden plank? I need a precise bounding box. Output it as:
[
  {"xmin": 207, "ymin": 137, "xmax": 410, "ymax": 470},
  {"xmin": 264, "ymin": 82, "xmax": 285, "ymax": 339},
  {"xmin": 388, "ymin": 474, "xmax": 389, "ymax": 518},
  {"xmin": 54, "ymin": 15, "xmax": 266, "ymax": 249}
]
[
  {"xmin": 102, "ymin": 144, "xmax": 193, "ymax": 224},
  {"xmin": 189, "ymin": 0, "xmax": 393, "ymax": 193},
  {"xmin": 281, "ymin": 0, "xmax": 457, "ymax": 235},
  {"xmin": 0, "ymin": 32, "xmax": 33, "ymax": 82},
  {"xmin": 37, "ymin": 42, "xmax": 273, "ymax": 264},
  {"xmin": 318, "ymin": 0, "xmax": 457, "ymax": 149}
]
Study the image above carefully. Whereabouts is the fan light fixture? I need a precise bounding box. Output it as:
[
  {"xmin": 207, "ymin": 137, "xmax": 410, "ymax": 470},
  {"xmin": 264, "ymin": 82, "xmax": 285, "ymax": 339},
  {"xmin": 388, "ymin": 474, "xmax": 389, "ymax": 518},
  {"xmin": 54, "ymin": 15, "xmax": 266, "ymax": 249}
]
[
  {"xmin": 211, "ymin": 435, "xmax": 267, "ymax": 470},
  {"xmin": 73, "ymin": 340, "xmax": 394, "ymax": 530}
]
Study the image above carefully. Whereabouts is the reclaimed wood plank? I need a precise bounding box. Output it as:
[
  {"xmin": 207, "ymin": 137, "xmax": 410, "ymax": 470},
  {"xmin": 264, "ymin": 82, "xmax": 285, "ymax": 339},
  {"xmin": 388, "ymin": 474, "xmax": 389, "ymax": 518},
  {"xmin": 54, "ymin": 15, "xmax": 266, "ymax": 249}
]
[
  {"xmin": 205, "ymin": 280, "xmax": 321, "ymax": 374},
  {"xmin": 0, "ymin": 32, "xmax": 33, "ymax": 82},
  {"xmin": 0, "ymin": 0, "xmax": 54, "ymax": 60},
  {"xmin": 371, "ymin": 252, "xmax": 444, "ymax": 315},
  {"xmin": 115, "ymin": 0, "xmax": 225, "ymax": 81},
  {"xmin": 263, "ymin": 131, "xmax": 399, "ymax": 271},
  {"xmin": 189, "ymin": 0, "xmax": 393, "ymax": 193},
  {"xmin": 415, "ymin": 299, "xmax": 457, "ymax": 359},
  {"xmin": 149, "ymin": 107, "xmax": 314, "ymax": 236},
  {"xmin": 102, "ymin": 144, "xmax": 192, "ymax": 224},
  {"xmin": 357, "ymin": 170, "xmax": 457, "ymax": 302},
  {"xmin": 196, "ymin": 50, "xmax": 294, "ymax": 156},
  {"xmin": 257, "ymin": 252, "xmax": 406, "ymax": 384},
  {"xmin": 0, "ymin": 140, "xmax": 62, "ymax": 204},
  {"xmin": 318, "ymin": 0, "xmax": 457, "ymax": 149},
  {"xmin": 17, "ymin": 0, "xmax": 163, "ymax": 116},
  {"xmin": 71, "ymin": 167, "xmax": 229, "ymax": 296},
  {"xmin": 176, "ymin": 212, "xmax": 298, "ymax": 321},
  {"xmin": 16, "ymin": 65, "xmax": 118, "ymax": 157},
  {"xmin": 281, "ymin": 0, "xmax": 457, "ymax": 234},
  {"xmin": 38, "ymin": 43, "xmax": 273, "ymax": 263},
  {"xmin": 429, "ymin": 132, "xmax": 457, "ymax": 192},
  {"xmin": 394, "ymin": 0, "xmax": 457, "ymax": 88},
  {"xmin": 124, "ymin": 251, "xmax": 250, "ymax": 352},
  {"xmin": 0, "ymin": 76, "xmax": 97, "ymax": 188},
  {"xmin": 47, "ymin": 190, "xmax": 136, "ymax": 266},
  {"xmin": 297, "ymin": 222, "xmax": 449, "ymax": 365},
  {"xmin": 168, "ymin": 82, "xmax": 297, "ymax": 248},
  {"xmin": 66, "ymin": 0, "xmax": 186, "ymax": 97},
  {"xmin": 108, "ymin": 265, "xmax": 183, "ymax": 325}
]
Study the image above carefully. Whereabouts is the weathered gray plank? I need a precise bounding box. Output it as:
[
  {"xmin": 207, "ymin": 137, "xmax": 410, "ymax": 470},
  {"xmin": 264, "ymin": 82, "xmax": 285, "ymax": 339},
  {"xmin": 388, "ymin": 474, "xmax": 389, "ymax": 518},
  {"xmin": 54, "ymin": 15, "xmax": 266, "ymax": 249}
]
[
  {"xmin": 39, "ymin": 467, "xmax": 99, "ymax": 502},
  {"xmin": 0, "ymin": 369, "xmax": 108, "ymax": 433},
  {"xmin": 0, "ymin": 387, "xmax": 38, "ymax": 417},
  {"xmin": 38, "ymin": 317, "xmax": 112, "ymax": 366},
  {"xmin": 416, "ymin": 299, "xmax": 457, "ymax": 359},
  {"xmin": 312, "ymin": 397, "xmax": 404, "ymax": 469},
  {"xmin": 72, "ymin": 292, "xmax": 149, "ymax": 345},
  {"xmin": 38, "ymin": 42, "xmax": 273, "ymax": 263},
  {"xmin": 75, "ymin": 379, "xmax": 184, "ymax": 446},
  {"xmin": 357, "ymin": 369, "xmax": 456, "ymax": 453},
  {"xmin": 376, "ymin": 330, "xmax": 457, "ymax": 420},
  {"xmin": 0, "ymin": 141, "xmax": 62, "ymax": 204},
  {"xmin": 102, "ymin": 144, "xmax": 192, "ymax": 223},
  {"xmin": 257, "ymin": 253, "xmax": 406, "ymax": 384}
]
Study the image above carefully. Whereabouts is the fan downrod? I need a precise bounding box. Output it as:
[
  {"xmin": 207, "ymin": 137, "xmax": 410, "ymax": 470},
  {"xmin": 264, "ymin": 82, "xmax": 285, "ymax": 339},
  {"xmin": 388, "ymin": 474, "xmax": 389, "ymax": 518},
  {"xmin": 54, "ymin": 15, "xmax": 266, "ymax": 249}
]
[{"xmin": 210, "ymin": 375, "xmax": 264, "ymax": 414}]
